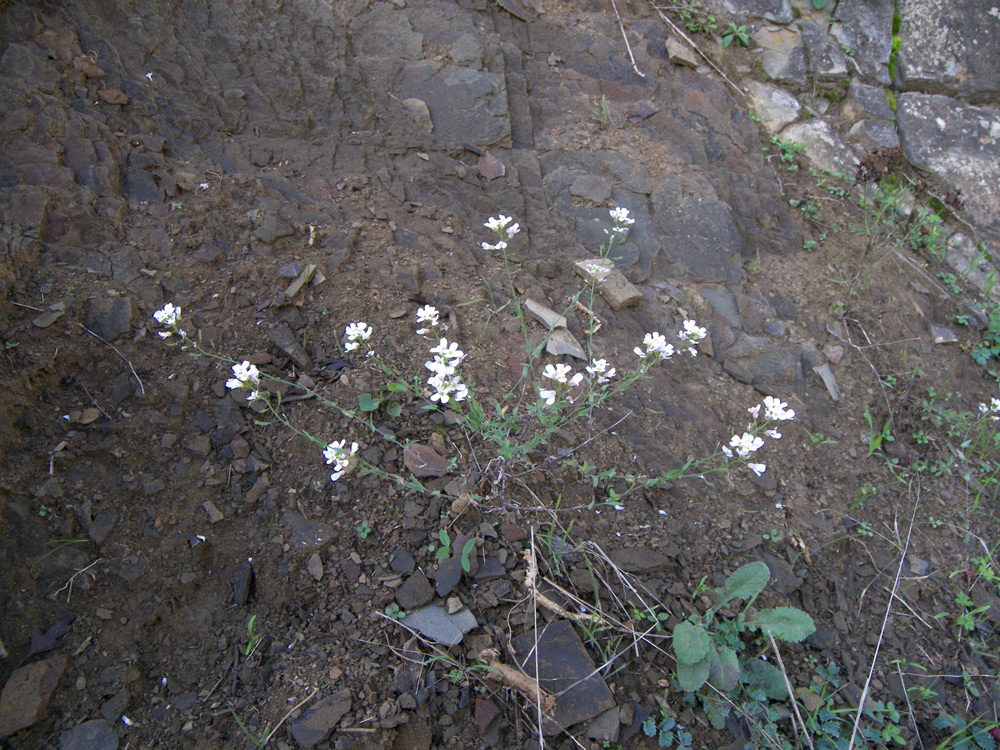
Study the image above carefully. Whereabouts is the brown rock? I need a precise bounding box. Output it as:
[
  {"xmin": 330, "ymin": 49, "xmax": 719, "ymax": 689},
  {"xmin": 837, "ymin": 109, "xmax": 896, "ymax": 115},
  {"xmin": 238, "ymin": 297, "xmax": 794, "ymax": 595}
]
[
  {"xmin": 403, "ymin": 444, "xmax": 450, "ymax": 478},
  {"xmin": 98, "ymin": 89, "xmax": 129, "ymax": 105},
  {"xmin": 0, "ymin": 655, "xmax": 67, "ymax": 738}
]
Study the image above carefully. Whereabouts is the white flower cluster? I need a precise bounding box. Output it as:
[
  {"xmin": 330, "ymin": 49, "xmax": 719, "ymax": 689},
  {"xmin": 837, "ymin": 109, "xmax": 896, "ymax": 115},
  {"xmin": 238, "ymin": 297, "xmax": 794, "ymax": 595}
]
[
  {"xmin": 633, "ymin": 320, "xmax": 707, "ymax": 364},
  {"xmin": 324, "ymin": 439, "xmax": 358, "ymax": 482},
  {"xmin": 344, "ymin": 322, "xmax": 373, "ymax": 355},
  {"xmin": 722, "ymin": 397, "xmax": 796, "ymax": 476},
  {"xmin": 425, "ymin": 334, "xmax": 468, "ymax": 404},
  {"xmin": 978, "ymin": 398, "xmax": 1000, "ymax": 421},
  {"xmin": 608, "ymin": 206, "xmax": 635, "ymax": 235},
  {"xmin": 225, "ymin": 360, "xmax": 265, "ymax": 402},
  {"xmin": 152, "ymin": 303, "xmax": 185, "ymax": 338},
  {"xmin": 583, "ymin": 261, "xmax": 612, "ymax": 282},
  {"xmin": 415, "ymin": 304, "xmax": 448, "ymax": 337},
  {"xmin": 537, "ymin": 359, "xmax": 621, "ymax": 406},
  {"xmin": 482, "ymin": 214, "xmax": 520, "ymax": 251},
  {"xmin": 635, "ymin": 332, "xmax": 675, "ymax": 360}
]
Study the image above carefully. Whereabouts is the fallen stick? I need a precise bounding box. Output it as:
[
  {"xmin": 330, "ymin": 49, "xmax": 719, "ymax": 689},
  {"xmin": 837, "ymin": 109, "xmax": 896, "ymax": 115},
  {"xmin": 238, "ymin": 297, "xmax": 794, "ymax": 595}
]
[{"xmin": 478, "ymin": 648, "xmax": 556, "ymax": 716}]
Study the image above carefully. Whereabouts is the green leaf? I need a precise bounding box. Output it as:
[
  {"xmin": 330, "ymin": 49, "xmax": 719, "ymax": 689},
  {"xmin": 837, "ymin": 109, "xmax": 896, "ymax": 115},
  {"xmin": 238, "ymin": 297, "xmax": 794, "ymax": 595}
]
[
  {"xmin": 387, "ymin": 402, "xmax": 402, "ymax": 418},
  {"xmin": 387, "ymin": 381, "xmax": 408, "ymax": 393},
  {"xmin": 676, "ymin": 655, "xmax": 711, "ymax": 692},
  {"xmin": 812, "ymin": 0, "xmax": 828, "ymax": 8},
  {"xmin": 752, "ymin": 607, "xmax": 816, "ymax": 642},
  {"xmin": 703, "ymin": 694, "xmax": 730, "ymax": 730},
  {"xmin": 717, "ymin": 561, "xmax": 769, "ymax": 607},
  {"xmin": 744, "ymin": 659, "xmax": 789, "ymax": 700},
  {"xmin": 672, "ymin": 621, "xmax": 711, "ymax": 664},
  {"xmin": 359, "ymin": 393, "xmax": 379, "ymax": 412},
  {"xmin": 709, "ymin": 646, "xmax": 740, "ymax": 692}
]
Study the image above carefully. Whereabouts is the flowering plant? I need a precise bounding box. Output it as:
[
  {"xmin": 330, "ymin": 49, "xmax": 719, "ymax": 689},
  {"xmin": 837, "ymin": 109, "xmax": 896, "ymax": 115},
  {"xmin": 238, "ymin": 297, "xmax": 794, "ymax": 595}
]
[{"xmin": 150, "ymin": 206, "xmax": 795, "ymax": 515}]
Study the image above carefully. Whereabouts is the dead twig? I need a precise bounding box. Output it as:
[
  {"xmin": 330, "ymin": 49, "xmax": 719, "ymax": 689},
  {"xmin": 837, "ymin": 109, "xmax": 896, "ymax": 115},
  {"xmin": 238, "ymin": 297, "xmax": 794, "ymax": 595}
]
[
  {"xmin": 260, "ymin": 687, "xmax": 319, "ymax": 747},
  {"xmin": 79, "ymin": 323, "xmax": 145, "ymax": 395},
  {"xmin": 768, "ymin": 633, "xmax": 814, "ymax": 750},
  {"xmin": 610, "ymin": 0, "xmax": 646, "ymax": 78},
  {"xmin": 653, "ymin": 6, "xmax": 745, "ymax": 97},
  {"xmin": 846, "ymin": 484, "xmax": 919, "ymax": 750},
  {"xmin": 479, "ymin": 647, "xmax": 557, "ymax": 719}
]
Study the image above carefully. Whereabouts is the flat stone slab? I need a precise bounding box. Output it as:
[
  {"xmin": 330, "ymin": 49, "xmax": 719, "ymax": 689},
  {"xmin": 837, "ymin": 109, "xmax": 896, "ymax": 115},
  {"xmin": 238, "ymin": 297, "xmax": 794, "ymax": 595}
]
[
  {"xmin": 281, "ymin": 510, "xmax": 335, "ymax": 549},
  {"xmin": 897, "ymin": 93, "xmax": 1000, "ymax": 236},
  {"xmin": 780, "ymin": 119, "xmax": 858, "ymax": 175},
  {"xmin": 511, "ymin": 620, "xmax": 616, "ymax": 734},
  {"xmin": 401, "ymin": 602, "xmax": 477, "ymax": 646},
  {"xmin": 573, "ymin": 259, "xmax": 642, "ymax": 310},
  {"xmin": 0, "ymin": 655, "xmax": 67, "ymax": 738},
  {"xmin": 744, "ymin": 81, "xmax": 800, "ymax": 134},
  {"xmin": 289, "ymin": 690, "xmax": 352, "ymax": 748}
]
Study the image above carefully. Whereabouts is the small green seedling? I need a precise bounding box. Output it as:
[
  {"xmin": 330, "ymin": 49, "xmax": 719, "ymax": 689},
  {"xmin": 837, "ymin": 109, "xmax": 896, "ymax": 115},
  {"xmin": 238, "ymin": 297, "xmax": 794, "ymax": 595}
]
[{"xmin": 245, "ymin": 614, "xmax": 263, "ymax": 657}]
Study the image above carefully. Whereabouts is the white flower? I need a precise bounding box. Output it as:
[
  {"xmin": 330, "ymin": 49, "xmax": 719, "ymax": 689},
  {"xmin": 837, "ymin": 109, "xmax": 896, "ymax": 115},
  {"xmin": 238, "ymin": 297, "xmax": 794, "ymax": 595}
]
[
  {"xmin": 484, "ymin": 215, "xmax": 515, "ymax": 232},
  {"xmin": 429, "ymin": 374, "xmax": 467, "ymax": 404},
  {"xmin": 748, "ymin": 463, "xmax": 767, "ymax": 477},
  {"xmin": 416, "ymin": 328, "xmax": 428, "ymax": 335},
  {"xmin": 748, "ymin": 403, "xmax": 762, "ymax": 419},
  {"xmin": 482, "ymin": 240, "xmax": 508, "ymax": 251},
  {"xmin": 542, "ymin": 363, "xmax": 572, "ymax": 383},
  {"xmin": 158, "ymin": 331, "xmax": 172, "ymax": 339},
  {"xmin": 345, "ymin": 322, "xmax": 372, "ymax": 342},
  {"xmin": 324, "ymin": 439, "xmax": 359, "ymax": 482},
  {"xmin": 416, "ymin": 305, "xmax": 440, "ymax": 325},
  {"xmin": 539, "ymin": 388, "xmax": 557, "ymax": 406},
  {"xmin": 730, "ymin": 432, "xmax": 765, "ymax": 458},
  {"xmin": 722, "ymin": 446, "xmax": 733, "ymax": 458},
  {"xmin": 153, "ymin": 303, "xmax": 181, "ymax": 326},
  {"xmin": 679, "ymin": 319, "xmax": 707, "ymax": 343},
  {"xmin": 430, "ymin": 338, "xmax": 465, "ymax": 363},
  {"xmin": 583, "ymin": 262, "xmax": 611, "ymax": 281},
  {"xmin": 981, "ymin": 398, "xmax": 1000, "ymax": 420},
  {"xmin": 226, "ymin": 361, "xmax": 260, "ymax": 390},
  {"xmin": 425, "ymin": 356, "xmax": 456, "ymax": 377},
  {"xmin": 569, "ymin": 372, "xmax": 584, "ymax": 387},
  {"xmin": 765, "ymin": 429, "xmax": 782, "ymax": 440},
  {"xmin": 586, "ymin": 359, "xmax": 616, "ymax": 383},
  {"xmin": 609, "ymin": 207, "xmax": 635, "ymax": 225},
  {"xmin": 506, "ymin": 223, "xmax": 520, "ymax": 236},
  {"xmin": 762, "ymin": 396, "xmax": 795, "ymax": 421},
  {"xmin": 634, "ymin": 332, "xmax": 673, "ymax": 360}
]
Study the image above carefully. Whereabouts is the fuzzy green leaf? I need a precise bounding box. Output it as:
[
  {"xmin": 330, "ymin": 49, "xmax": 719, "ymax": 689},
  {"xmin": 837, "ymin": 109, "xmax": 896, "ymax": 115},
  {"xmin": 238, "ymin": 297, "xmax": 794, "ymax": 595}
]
[
  {"xmin": 676, "ymin": 655, "xmax": 711, "ymax": 692},
  {"xmin": 709, "ymin": 646, "xmax": 741, "ymax": 692},
  {"xmin": 717, "ymin": 561, "xmax": 769, "ymax": 607},
  {"xmin": 358, "ymin": 393, "xmax": 380, "ymax": 412},
  {"xmin": 672, "ymin": 621, "xmax": 710, "ymax": 665},
  {"xmin": 703, "ymin": 694, "xmax": 730, "ymax": 730},
  {"xmin": 744, "ymin": 659, "xmax": 789, "ymax": 700},
  {"xmin": 752, "ymin": 607, "xmax": 816, "ymax": 642}
]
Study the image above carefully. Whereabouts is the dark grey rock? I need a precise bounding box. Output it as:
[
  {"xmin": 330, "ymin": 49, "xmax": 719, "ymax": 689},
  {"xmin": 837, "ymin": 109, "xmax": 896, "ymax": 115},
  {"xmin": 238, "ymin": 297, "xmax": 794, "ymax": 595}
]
[
  {"xmin": 267, "ymin": 323, "xmax": 312, "ymax": 370},
  {"xmin": 99, "ymin": 692, "xmax": 130, "ymax": 722},
  {"xmin": 88, "ymin": 509, "xmax": 118, "ymax": 545},
  {"xmin": 289, "ymin": 690, "xmax": 352, "ymax": 748},
  {"xmin": 254, "ymin": 213, "xmax": 294, "ymax": 244},
  {"xmin": 569, "ymin": 174, "xmax": 612, "ymax": 203},
  {"xmin": 118, "ymin": 559, "xmax": 145, "ymax": 583},
  {"xmin": 390, "ymin": 549, "xmax": 416, "ymax": 575},
  {"xmin": 753, "ymin": 27, "xmax": 808, "ymax": 84},
  {"xmin": 401, "ymin": 602, "xmax": 477, "ymax": 646},
  {"xmin": 396, "ymin": 571, "xmax": 434, "ymax": 610},
  {"xmin": 832, "ymin": 0, "xmax": 894, "ymax": 84},
  {"xmin": 512, "ymin": 620, "xmax": 616, "ymax": 734},
  {"xmin": 755, "ymin": 551, "xmax": 803, "ymax": 594},
  {"xmin": 585, "ymin": 706, "xmax": 621, "ymax": 743},
  {"xmin": 84, "ymin": 297, "xmax": 133, "ymax": 342},
  {"xmin": 281, "ymin": 510, "xmax": 335, "ymax": 549},
  {"xmin": 651, "ymin": 177, "xmax": 741, "ymax": 283},
  {"xmin": 699, "ymin": 286, "xmax": 741, "ymax": 328},
  {"xmin": 232, "ymin": 561, "xmax": 255, "ymax": 605},
  {"xmin": 799, "ymin": 23, "xmax": 847, "ymax": 79},
  {"xmin": 434, "ymin": 556, "xmax": 462, "ymax": 597},
  {"xmin": 58, "ymin": 719, "xmax": 118, "ymax": 750},
  {"xmin": 842, "ymin": 81, "xmax": 895, "ymax": 122},
  {"xmin": 846, "ymin": 120, "xmax": 899, "ymax": 152},
  {"xmin": 397, "ymin": 63, "xmax": 510, "ymax": 148},
  {"xmin": 897, "ymin": 94, "xmax": 1000, "ymax": 236}
]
